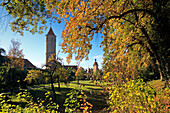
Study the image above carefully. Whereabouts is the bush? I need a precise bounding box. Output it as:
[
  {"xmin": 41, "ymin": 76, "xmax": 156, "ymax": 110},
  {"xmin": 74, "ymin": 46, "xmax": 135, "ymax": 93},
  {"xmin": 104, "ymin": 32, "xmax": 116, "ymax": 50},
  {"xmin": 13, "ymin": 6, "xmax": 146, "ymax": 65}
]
[
  {"xmin": 0, "ymin": 90, "xmax": 59, "ymax": 112},
  {"xmin": 63, "ymin": 88, "xmax": 93, "ymax": 113},
  {"xmin": 108, "ymin": 79, "xmax": 170, "ymax": 112}
]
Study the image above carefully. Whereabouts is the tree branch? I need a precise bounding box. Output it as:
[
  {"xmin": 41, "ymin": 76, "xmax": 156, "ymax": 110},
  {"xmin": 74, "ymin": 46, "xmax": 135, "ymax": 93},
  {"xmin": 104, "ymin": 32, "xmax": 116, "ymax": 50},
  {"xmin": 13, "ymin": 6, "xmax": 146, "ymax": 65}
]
[
  {"xmin": 86, "ymin": 9, "xmax": 155, "ymax": 33},
  {"xmin": 108, "ymin": 9, "xmax": 155, "ymax": 20},
  {"xmin": 2, "ymin": 0, "xmax": 11, "ymax": 6},
  {"xmin": 127, "ymin": 41, "xmax": 142, "ymax": 49}
]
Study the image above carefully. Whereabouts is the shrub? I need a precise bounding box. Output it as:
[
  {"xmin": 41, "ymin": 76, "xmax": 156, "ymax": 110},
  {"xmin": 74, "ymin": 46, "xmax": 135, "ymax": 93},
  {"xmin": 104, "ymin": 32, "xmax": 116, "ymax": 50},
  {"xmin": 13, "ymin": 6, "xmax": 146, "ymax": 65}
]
[
  {"xmin": 0, "ymin": 90, "xmax": 59, "ymax": 112},
  {"xmin": 63, "ymin": 88, "xmax": 93, "ymax": 113},
  {"xmin": 108, "ymin": 79, "xmax": 170, "ymax": 112}
]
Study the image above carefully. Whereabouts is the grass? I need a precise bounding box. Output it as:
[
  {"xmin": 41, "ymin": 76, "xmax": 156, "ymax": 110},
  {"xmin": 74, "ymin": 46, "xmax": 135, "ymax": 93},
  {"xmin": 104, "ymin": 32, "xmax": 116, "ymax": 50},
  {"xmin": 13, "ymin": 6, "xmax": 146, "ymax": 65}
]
[
  {"xmin": 148, "ymin": 79, "xmax": 165, "ymax": 90},
  {"xmin": 5, "ymin": 79, "xmax": 168, "ymax": 112},
  {"xmin": 9, "ymin": 80, "xmax": 108, "ymax": 113}
]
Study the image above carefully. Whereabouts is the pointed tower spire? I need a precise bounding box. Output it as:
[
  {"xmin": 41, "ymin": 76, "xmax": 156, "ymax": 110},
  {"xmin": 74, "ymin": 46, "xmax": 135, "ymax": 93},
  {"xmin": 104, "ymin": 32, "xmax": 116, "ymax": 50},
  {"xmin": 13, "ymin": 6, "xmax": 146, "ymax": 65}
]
[{"xmin": 46, "ymin": 27, "xmax": 56, "ymax": 36}]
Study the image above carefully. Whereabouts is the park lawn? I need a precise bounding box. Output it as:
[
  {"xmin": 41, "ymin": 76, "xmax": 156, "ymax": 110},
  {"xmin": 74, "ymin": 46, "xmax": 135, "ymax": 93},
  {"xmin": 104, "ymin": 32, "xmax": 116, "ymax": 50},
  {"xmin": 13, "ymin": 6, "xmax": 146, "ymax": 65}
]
[
  {"xmin": 10, "ymin": 80, "xmax": 108, "ymax": 113},
  {"xmin": 2, "ymin": 79, "xmax": 169, "ymax": 112},
  {"xmin": 148, "ymin": 79, "xmax": 166, "ymax": 90}
]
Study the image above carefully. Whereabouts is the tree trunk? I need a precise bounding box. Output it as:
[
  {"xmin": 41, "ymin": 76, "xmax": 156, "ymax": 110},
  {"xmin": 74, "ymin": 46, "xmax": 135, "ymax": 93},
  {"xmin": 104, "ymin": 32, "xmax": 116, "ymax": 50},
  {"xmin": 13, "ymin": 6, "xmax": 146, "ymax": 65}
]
[
  {"xmin": 50, "ymin": 73, "xmax": 56, "ymax": 101},
  {"xmin": 140, "ymin": 27, "xmax": 168, "ymax": 81},
  {"xmin": 156, "ymin": 59, "xmax": 163, "ymax": 81},
  {"xmin": 77, "ymin": 76, "xmax": 79, "ymax": 84},
  {"xmin": 58, "ymin": 77, "xmax": 60, "ymax": 92},
  {"xmin": 50, "ymin": 67, "xmax": 57, "ymax": 102}
]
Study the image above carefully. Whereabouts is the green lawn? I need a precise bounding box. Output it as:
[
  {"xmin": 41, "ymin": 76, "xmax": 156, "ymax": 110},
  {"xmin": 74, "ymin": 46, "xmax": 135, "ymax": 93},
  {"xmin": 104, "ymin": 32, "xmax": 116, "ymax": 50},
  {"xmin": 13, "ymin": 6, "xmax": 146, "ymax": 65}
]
[
  {"xmin": 148, "ymin": 79, "xmax": 166, "ymax": 90},
  {"xmin": 1, "ymin": 79, "xmax": 169, "ymax": 112},
  {"xmin": 10, "ymin": 80, "xmax": 108, "ymax": 113},
  {"xmin": 6, "ymin": 79, "xmax": 167, "ymax": 112}
]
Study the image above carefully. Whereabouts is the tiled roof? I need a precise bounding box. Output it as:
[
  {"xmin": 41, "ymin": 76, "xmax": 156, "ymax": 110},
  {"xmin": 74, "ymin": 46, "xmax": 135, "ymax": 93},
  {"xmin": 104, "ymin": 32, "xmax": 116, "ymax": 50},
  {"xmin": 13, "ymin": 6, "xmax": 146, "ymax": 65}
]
[
  {"xmin": 93, "ymin": 59, "xmax": 98, "ymax": 66},
  {"xmin": 93, "ymin": 61, "xmax": 98, "ymax": 66},
  {"xmin": 23, "ymin": 59, "xmax": 36, "ymax": 68},
  {"xmin": 1, "ymin": 56, "xmax": 36, "ymax": 69},
  {"xmin": 46, "ymin": 27, "xmax": 56, "ymax": 36}
]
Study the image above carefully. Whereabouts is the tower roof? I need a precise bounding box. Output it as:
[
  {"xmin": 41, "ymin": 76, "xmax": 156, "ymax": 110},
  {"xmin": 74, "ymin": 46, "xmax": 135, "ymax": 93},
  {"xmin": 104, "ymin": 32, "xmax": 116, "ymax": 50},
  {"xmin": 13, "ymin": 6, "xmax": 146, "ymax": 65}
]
[
  {"xmin": 46, "ymin": 27, "xmax": 56, "ymax": 36},
  {"xmin": 93, "ymin": 59, "xmax": 98, "ymax": 66}
]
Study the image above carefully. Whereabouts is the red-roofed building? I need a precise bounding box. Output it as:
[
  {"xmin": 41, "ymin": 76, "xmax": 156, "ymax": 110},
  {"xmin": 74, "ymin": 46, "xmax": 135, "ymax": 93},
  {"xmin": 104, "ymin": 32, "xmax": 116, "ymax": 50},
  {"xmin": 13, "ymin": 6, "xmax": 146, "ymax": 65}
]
[{"xmin": 23, "ymin": 59, "xmax": 36, "ymax": 69}]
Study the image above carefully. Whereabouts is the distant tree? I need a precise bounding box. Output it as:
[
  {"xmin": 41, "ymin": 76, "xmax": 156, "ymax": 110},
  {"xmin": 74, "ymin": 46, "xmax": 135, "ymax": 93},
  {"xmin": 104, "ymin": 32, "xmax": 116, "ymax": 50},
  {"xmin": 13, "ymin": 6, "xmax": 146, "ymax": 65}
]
[
  {"xmin": 75, "ymin": 67, "xmax": 86, "ymax": 84},
  {"xmin": 79, "ymin": 67, "xmax": 86, "ymax": 80},
  {"xmin": 54, "ymin": 66, "xmax": 72, "ymax": 92},
  {"xmin": 93, "ymin": 71, "xmax": 99, "ymax": 85},
  {"xmin": 8, "ymin": 38, "xmax": 24, "ymax": 68},
  {"xmin": 86, "ymin": 68, "xmax": 93, "ymax": 80},
  {"xmin": 24, "ymin": 69, "xmax": 44, "ymax": 85},
  {"xmin": 92, "ymin": 69, "xmax": 104, "ymax": 84},
  {"xmin": 98, "ymin": 69, "xmax": 104, "ymax": 83}
]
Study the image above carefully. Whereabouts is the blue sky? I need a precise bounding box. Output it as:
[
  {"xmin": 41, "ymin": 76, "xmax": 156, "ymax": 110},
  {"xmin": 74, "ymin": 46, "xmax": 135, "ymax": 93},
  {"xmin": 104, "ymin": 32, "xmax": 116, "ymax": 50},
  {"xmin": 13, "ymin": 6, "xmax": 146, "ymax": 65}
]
[{"xmin": 0, "ymin": 18, "xmax": 104, "ymax": 69}]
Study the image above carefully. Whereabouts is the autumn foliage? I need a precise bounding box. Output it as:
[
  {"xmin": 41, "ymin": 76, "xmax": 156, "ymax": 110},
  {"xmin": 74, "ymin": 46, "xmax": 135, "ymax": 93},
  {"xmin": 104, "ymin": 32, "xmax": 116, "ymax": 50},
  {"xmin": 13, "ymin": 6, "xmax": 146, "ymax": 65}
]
[
  {"xmin": 0, "ymin": 0, "xmax": 169, "ymax": 112},
  {"xmin": 46, "ymin": 0, "xmax": 169, "ymax": 81},
  {"xmin": 1, "ymin": 0, "xmax": 169, "ymax": 80}
]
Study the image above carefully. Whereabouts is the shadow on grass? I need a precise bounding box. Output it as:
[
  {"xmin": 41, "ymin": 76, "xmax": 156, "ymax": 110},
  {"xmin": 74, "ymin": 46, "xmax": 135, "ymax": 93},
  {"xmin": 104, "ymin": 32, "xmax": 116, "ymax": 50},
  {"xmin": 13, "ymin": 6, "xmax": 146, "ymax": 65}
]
[
  {"xmin": 27, "ymin": 87, "xmax": 74, "ymax": 113},
  {"xmin": 6, "ymin": 101, "xmax": 27, "ymax": 108},
  {"xmin": 82, "ymin": 90, "xmax": 108, "ymax": 113},
  {"xmin": 8, "ymin": 82, "xmax": 108, "ymax": 113}
]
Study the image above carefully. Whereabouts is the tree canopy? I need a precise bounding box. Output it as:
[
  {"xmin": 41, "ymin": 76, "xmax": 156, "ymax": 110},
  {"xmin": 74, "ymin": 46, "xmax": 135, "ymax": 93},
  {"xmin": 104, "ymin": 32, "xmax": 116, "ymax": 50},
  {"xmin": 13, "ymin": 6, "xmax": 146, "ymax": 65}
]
[{"xmin": 1, "ymin": 0, "xmax": 169, "ymax": 80}]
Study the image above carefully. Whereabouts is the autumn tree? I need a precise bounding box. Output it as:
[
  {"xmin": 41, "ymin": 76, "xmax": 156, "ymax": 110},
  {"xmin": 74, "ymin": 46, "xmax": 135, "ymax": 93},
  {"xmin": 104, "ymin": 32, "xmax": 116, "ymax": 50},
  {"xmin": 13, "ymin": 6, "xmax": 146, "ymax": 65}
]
[
  {"xmin": 54, "ymin": 66, "xmax": 72, "ymax": 92},
  {"xmin": 8, "ymin": 38, "xmax": 24, "ymax": 68},
  {"xmin": 24, "ymin": 69, "xmax": 45, "ymax": 85},
  {"xmin": 1, "ymin": 0, "xmax": 169, "ymax": 81},
  {"xmin": 0, "ymin": 0, "xmax": 58, "ymax": 35},
  {"xmin": 5, "ymin": 39, "xmax": 25, "ymax": 93},
  {"xmin": 54, "ymin": 0, "xmax": 169, "ymax": 81},
  {"xmin": 75, "ymin": 67, "xmax": 86, "ymax": 83}
]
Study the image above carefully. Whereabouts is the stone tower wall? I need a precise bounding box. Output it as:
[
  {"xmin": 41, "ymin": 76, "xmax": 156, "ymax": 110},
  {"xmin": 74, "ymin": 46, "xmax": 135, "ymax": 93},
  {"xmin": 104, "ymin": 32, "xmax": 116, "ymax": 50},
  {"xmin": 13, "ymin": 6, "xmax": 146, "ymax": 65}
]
[
  {"xmin": 45, "ymin": 34, "xmax": 56, "ymax": 64},
  {"xmin": 93, "ymin": 65, "xmax": 98, "ymax": 73},
  {"xmin": 93, "ymin": 59, "xmax": 99, "ymax": 73}
]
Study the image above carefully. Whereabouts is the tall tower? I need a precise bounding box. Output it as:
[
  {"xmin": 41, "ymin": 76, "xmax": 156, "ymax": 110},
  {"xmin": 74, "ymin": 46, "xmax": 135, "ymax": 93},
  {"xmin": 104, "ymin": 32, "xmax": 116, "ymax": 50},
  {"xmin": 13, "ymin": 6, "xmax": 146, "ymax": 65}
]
[
  {"xmin": 45, "ymin": 27, "xmax": 56, "ymax": 67},
  {"xmin": 93, "ymin": 59, "xmax": 99, "ymax": 73}
]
